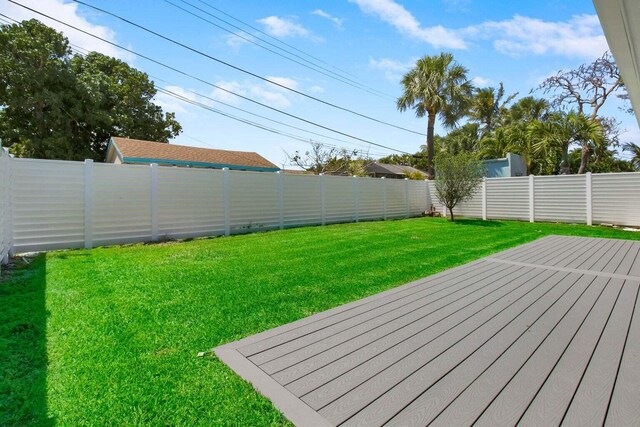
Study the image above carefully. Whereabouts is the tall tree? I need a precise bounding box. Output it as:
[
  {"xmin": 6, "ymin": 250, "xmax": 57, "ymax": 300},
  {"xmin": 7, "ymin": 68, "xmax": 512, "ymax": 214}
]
[
  {"xmin": 528, "ymin": 111, "xmax": 604, "ymax": 174},
  {"xmin": 468, "ymin": 83, "xmax": 517, "ymax": 137},
  {"xmin": 397, "ymin": 52, "xmax": 472, "ymax": 179},
  {"xmin": 0, "ymin": 19, "xmax": 181, "ymax": 161},
  {"xmin": 538, "ymin": 51, "xmax": 623, "ymax": 173}
]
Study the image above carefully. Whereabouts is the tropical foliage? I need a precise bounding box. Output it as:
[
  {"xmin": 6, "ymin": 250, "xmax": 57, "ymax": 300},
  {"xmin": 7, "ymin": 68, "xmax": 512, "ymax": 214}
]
[{"xmin": 390, "ymin": 52, "xmax": 635, "ymax": 176}]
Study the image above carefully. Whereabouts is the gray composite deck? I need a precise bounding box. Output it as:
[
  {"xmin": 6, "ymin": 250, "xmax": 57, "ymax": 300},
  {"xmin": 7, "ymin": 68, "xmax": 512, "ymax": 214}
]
[{"xmin": 215, "ymin": 235, "xmax": 640, "ymax": 427}]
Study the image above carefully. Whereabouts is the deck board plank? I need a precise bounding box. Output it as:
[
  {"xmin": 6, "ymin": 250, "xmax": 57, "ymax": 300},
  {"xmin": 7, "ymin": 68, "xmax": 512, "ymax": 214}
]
[{"xmin": 561, "ymin": 279, "xmax": 638, "ymax": 426}]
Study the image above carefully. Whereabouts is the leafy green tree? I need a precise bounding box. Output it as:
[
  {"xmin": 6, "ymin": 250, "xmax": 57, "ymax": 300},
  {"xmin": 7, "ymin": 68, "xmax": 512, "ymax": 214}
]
[
  {"xmin": 435, "ymin": 123, "xmax": 480, "ymax": 155},
  {"xmin": 397, "ymin": 52, "xmax": 472, "ymax": 179},
  {"xmin": 623, "ymin": 142, "xmax": 640, "ymax": 170},
  {"xmin": 0, "ymin": 19, "xmax": 181, "ymax": 161},
  {"xmin": 434, "ymin": 152, "xmax": 485, "ymax": 221}
]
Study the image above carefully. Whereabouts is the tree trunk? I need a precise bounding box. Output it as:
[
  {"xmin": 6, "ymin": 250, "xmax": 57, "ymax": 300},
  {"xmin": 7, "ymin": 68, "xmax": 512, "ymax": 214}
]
[
  {"xmin": 448, "ymin": 206, "xmax": 455, "ymax": 221},
  {"xmin": 426, "ymin": 112, "xmax": 436, "ymax": 179},
  {"xmin": 559, "ymin": 144, "xmax": 571, "ymax": 174},
  {"xmin": 578, "ymin": 144, "xmax": 590, "ymax": 174}
]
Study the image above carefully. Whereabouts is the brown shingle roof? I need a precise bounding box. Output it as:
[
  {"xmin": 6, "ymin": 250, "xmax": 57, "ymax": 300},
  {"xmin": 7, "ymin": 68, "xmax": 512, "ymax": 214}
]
[{"xmin": 110, "ymin": 137, "xmax": 279, "ymax": 170}]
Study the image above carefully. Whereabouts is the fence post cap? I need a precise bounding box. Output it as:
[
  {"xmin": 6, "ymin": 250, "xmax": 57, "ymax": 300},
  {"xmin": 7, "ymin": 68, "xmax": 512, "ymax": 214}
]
[
  {"xmin": 84, "ymin": 159, "xmax": 93, "ymax": 164},
  {"xmin": 380, "ymin": 176, "xmax": 385, "ymax": 180}
]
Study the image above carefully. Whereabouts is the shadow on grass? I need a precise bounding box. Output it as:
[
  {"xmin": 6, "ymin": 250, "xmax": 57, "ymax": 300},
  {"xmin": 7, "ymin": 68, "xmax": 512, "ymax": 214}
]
[
  {"xmin": 453, "ymin": 218, "xmax": 505, "ymax": 227},
  {"xmin": 0, "ymin": 255, "xmax": 53, "ymax": 426}
]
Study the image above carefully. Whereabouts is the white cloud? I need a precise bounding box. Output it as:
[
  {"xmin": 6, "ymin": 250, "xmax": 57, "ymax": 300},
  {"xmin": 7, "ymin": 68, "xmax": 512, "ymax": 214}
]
[
  {"xmin": 153, "ymin": 85, "xmax": 200, "ymax": 115},
  {"xmin": 266, "ymin": 76, "xmax": 299, "ymax": 91},
  {"xmin": 349, "ymin": 0, "xmax": 467, "ymax": 49},
  {"xmin": 257, "ymin": 16, "xmax": 310, "ymax": 38},
  {"xmin": 210, "ymin": 77, "xmax": 301, "ymax": 109},
  {"xmin": 309, "ymin": 85, "xmax": 325, "ymax": 93},
  {"xmin": 224, "ymin": 32, "xmax": 252, "ymax": 49},
  {"xmin": 464, "ymin": 14, "xmax": 608, "ymax": 59},
  {"xmin": 472, "ymin": 76, "xmax": 493, "ymax": 86},
  {"xmin": 369, "ymin": 57, "xmax": 415, "ymax": 81},
  {"xmin": 311, "ymin": 9, "xmax": 344, "ymax": 28},
  {"xmin": 0, "ymin": 0, "xmax": 132, "ymax": 61}
]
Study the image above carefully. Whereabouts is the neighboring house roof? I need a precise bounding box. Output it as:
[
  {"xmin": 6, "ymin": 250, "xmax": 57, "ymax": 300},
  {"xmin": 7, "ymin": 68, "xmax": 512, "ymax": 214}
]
[
  {"xmin": 365, "ymin": 162, "xmax": 425, "ymax": 177},
  {"xmin": 107, "ymin": 137, "xmax": 279, "ymax": 172}
]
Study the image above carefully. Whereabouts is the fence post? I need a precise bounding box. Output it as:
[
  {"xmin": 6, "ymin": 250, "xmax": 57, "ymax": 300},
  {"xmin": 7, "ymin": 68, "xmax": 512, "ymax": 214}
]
[
  {"xmin": 320, "ymin": 173, "xmax": 326, "ymax": 226},
  {"xmin": 150, "ymin": 163, "xmax": 159, "ymax": 241},
  {"xmin": 353, "ymin": 176, "xmax": 360, "ymax": 223},
  {"xmin": 405, "ymin": 178, "xmax": 410, "ymax": 218},
  {"xmin": 529, "ymin": 174, "xmax": 535, "ymax": 223},
  {"xmin": 1, "ymin": 151, "xmax": 10, "ymax": 265},
  {"xmin": 382, "ymin": 177, "xmax": 387, "ymax": 220},
  {"xmin": 7, "ymin": 152, "xmax": 14, "ymax": 259},
  {"xmin": 84, "ymin": 159, "xmax": 93, "ymax": 249},
  {"xmin": 482, "ymin": 177, "xmax": 487, "ymax": 221},
  {"xmin": 586, "ymin": 172, "xmax": 593, "ymax": 226},
  {"xmin": 277, "ymin": 171, "xmax": 284, "ymax": 230},
  {"xmin": 223, "ymin": 167, "xmax": 230, "ymax": 236}
]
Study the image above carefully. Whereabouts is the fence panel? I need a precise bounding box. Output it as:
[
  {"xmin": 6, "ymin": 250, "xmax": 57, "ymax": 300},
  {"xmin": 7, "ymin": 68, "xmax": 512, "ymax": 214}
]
[
  {"xmin": 359, "ymin": 178, "xmax": 385, "ymax": 221},
  {"xmin": 158, "ymin": 167, "xmax": 225, "ymax": 239},
  {"xmin": 453, "ymin": 186, "xmax": 483, "ymax": 218},
  {"xmin": 408, "ymin": 180, "xmax": 428, "ymax": 216},
  {"xmin": 324, "ymin": 175, "xmax": 356, "ymax": 224},
  {"xmin": 386, "ymin": 179, "xmax": 408, "ymax": 218},
  {"xmin": 92, "ymin": 163, "xmax": 152, "ymax": 246},
  {"xmin": 534, "ymin": 175, "xmax": 586, "ymax": 223},
  {"xmin": 283, "ymin": 174, "xmax": 322, "ymax": 227},
  {"xmin": 592, "ymin": 172, "xmax": 640, "ymax": 226},
  {"xmin": 486, "ymin": 176, "xmax": 530, "ymax": 220},
  {"xmin": 12, "ymin": 159, "xmax": 85, "ymax": 253},
  {"xmin": 229, "ymin": 170, "xmax": 280, "ymax": 233}
]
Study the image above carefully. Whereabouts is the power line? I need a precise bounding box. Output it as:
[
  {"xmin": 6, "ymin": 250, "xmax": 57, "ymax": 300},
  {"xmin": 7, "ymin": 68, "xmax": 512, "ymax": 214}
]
[
  {"xmin": 148, "ymin": 75, "xmax": 389, "ymax": 154},
  {"xmin": 156, "ymin": 86, "xmax": 385, "ymax": 157},
  {"xmin": 4, "ymin": 2, "xmax": 413, "ymax": 155},
  {"xmin": 164, "ymin": 0, "xmax": 393, "ymax": 100},
  {"xmin": 68, "ymin": 0, "xmax": 425, "ymax": 137},
  {"xmin": 192, "ymin": 0, "xmax": 364, "ymax": 84}
]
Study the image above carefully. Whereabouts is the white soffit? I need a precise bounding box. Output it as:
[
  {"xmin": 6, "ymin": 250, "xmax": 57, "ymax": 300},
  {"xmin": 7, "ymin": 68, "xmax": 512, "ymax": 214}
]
[{"xmin": 593, "ymin": 0, "xmax": 640, "ymax": 126}]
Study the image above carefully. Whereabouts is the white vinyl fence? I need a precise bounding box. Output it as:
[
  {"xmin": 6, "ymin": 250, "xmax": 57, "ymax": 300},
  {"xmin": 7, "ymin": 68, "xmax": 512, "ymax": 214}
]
[
  {"xmin": 0, "ymin": 157, "xmax": 429, "ymax": 258},
  {"xmin": 1, "ymin": 155, "xmax": 639, "ymax": 267},
  {"xmin": 428, "ymin": 172, "xmax": 640, "ymax": 226}
]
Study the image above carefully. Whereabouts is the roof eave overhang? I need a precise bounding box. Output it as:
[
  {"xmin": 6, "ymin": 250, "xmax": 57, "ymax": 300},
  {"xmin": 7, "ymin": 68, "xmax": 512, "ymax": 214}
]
[{"xmin": 593, "ymin": 0, "xmax": 640, "ymax": 126}]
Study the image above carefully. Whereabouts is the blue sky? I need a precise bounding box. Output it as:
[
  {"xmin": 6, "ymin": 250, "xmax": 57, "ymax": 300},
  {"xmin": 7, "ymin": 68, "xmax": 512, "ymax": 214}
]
[{"xmin": 2, "ymin": 0, "xmax": 637, "ymax": 167}]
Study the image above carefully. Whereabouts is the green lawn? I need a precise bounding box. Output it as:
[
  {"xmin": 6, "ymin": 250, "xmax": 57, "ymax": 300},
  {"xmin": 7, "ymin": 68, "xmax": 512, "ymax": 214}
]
[{"xmin": 1, "ymin": 217, "xmax": 640, "ymax": 426}]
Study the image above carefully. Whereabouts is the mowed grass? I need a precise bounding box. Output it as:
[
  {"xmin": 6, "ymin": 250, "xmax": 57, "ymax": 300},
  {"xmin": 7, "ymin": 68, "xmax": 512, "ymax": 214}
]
[{"xmin": 2, "ymin": 217, "xmax": 640, "ymax": 426}]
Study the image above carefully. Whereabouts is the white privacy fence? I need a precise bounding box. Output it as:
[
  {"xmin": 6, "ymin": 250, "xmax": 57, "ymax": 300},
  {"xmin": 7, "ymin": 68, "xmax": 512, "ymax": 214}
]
[
  {"xmin": 428, "ymin": 172, "xmax": 640, "ymax": 226},
  {"xmin": 0, "ymin": 155, "xmax": 639, "ymax": 265},
  {"xmin": 0, "ymin": 157, "xmax": 428, "ymax": 258}
]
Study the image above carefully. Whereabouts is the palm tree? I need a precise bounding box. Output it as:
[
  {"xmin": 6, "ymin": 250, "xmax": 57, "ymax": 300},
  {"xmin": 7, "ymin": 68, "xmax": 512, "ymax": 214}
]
[
  {"xmin": 397, "ymin": 53, "xmax": 472, "ymax": 179},
  {"xmin": 468, "ymin": 83, "xmax": 517, "ymax": 137},
  {"xmin": 623, "ymin": 142, "xmax": 640, "ymax": 170},
  {"xmin": 528, "ymin": 111, "xmax": 604, "ymax": 174}
]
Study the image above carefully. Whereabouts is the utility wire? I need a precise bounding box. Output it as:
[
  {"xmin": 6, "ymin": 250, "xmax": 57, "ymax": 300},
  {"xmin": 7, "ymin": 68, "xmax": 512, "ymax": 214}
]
[
  {"xmin": 192, "ymin": 0, "xmax": 361, "ymax": 83},
  {"xmin": 164, "ymin": 0, "xmax": 393, "ymax": 100},
  {"xmin": 5, "ymin": 2, "xmax": 413, "ymax": 155},
  {"xmin": 68, "ymin": 0, "xmax": 425, "ymax": 136},
  {"xmin": 65, "ymin": 41, "xmax": 387, "ymax": 156}
]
